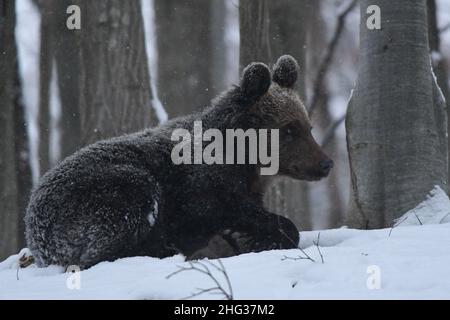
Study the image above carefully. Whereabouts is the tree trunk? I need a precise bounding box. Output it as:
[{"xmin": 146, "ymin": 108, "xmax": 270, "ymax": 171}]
[
  {"xmin": 239, "ymin": 0, "xmax": 270, "ymax": 70},
  {"xmin": 240, "ymin": 0, "xmax": 313, "ymax": 230},
  {"xmin": 346, "ymin": 0, "xmax": 448, "ymax": 229},
  {"xmin": 210, "ymin": 0, "xmax": 228, "ymax": 94},
  {"xmin": 37, "ymin": 1, "xmax": 53, "ymax": 175},
  {"xmin": 14, "ymin": 57, "xmax": 32, "ymax": 249},
  {"xmin": 0, "ymin": 0, "xmax": 20, "ymax": 259},
  {"xmin": 50, "ymin": 0, "xmax": 83, "ymax": 160},
  {"xmin": 427, "ymin": 0, "xmax": 450, "ymax": 189},
  {"xmin": 67, "ymin": 0, "xmax": 157, "ymax": 144},
  {"xmin": 308, "ymin": 0, "xmax": 345, "ymax": 229},
  {"xmin": 154, "ymin": 0, "xmax": 214, "ymax": 119}
]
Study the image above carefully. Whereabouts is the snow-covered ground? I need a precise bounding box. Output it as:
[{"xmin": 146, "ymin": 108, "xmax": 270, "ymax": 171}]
[{"xmin": 1, "ymin": 187, "xmax": 450, "ymax": 300}]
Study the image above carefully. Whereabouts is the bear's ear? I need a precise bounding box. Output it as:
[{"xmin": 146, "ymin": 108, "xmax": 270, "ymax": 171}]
[
  {"xmin": 239, "ymin": 62, "xmax": 271, "ymax": 103},
  {"xmin": 272, "ymin": 55, "xmax": 298, "ymax": 88}
]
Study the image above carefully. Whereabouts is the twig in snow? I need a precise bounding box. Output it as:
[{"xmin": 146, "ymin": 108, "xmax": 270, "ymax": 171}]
[
  {"xmin": 313, "ymin": 232, "xmax": 324, "ymax": 264},
  {"xmin": 388, "ymin": 215, "xmax": 409, "ymax": 237},
  {"xmin": 439, "ymin": 212, "xmax": 450, "ymax": 224},
  {"xmin": 414, "ymin": 214, "xmax": 423, "ymax": 225},
  {"xmin": 166, "ymin": 259, "xmax": 233, "ymax": 300},
  {"xmin": 308, "ymin": 0, "xmax": 358, "ymax": 117},
  {"xmin": 277, "ymin": 217, "xmax": 316, "ymax": 262}
]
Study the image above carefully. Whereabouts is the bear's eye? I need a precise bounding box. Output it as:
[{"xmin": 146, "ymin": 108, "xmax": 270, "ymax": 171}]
[{"xmin": 282, "ymin": 123, "xmax": 299, "ymax": 142}]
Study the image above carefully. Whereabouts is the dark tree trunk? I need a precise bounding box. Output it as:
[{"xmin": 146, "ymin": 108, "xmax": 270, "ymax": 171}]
[
  {"xmin": 51, "ymin": 0, "xmax": 82, "ymax": 159},
  {"xmin": 239, "ymin": 0, "xmax": 270, "ymax": 70},
  {"xmin": 154, "ymin": 0, "xmax": 214, "ymax": 118},
  {"xmin": 14, "ymin": 58, "xmax": 32, "ymax": 249},
  {"xmin": 37, "ymin": 1, "xmax": 53, "ymax": 174},
  {"xmin": 67, "ymin": 0, "xmax": 157, "ymax": 145},
  {"xmin": 346, "ymin": 0, "xmax": 448, "ymax": 228},
  {"xmin": 0, "ymin": 0, "xmax": 20, "ymax": 259}
]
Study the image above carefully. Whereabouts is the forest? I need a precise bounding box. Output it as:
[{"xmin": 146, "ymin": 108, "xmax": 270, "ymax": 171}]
[{"xmin": 1, "ymin": 0, "xmax": 450, "ymax": 301}]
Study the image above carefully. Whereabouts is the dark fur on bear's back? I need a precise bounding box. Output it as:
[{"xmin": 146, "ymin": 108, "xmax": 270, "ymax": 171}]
[{"xmin": 26, "ymin": 56, "xmax": 331, "ymax": 269}]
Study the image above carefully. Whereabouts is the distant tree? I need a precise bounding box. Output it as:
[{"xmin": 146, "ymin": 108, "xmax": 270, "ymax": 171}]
[
  {"xmin": 239, "ymin": 0, "xmax": 270, "ymax": 70},
  {"xmin": 37, "ymin": 0, "xmax": 53, "ymax": 174},
  {"xmin": 0, "ymin": 0, "xmax": 20, "ymax": 259},
  {"xmin": 14, "ymin": 58, "xmax": 32, "ymax": 249},
  {"xmin": 307, "ymin": 0, "xmax": 357, "ymax": 228},
  {"xmin": 240, "ymin": 0, "xmax": 314, "ymax": 230},
  {"xmin": 346, "ymin": 0, "xmax": 448, "ymax": 228},
  {"xmin": 154, "ymin": 0, "xmax": 216, "ymax": 118}
]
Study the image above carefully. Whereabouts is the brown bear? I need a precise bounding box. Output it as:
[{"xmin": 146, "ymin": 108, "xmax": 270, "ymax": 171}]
[{"xmin": 25, "ymin": 55, "xmax": 332, "ymax": 269}]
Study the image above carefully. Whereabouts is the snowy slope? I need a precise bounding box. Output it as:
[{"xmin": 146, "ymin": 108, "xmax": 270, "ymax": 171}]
[{"xmin": 1, "ymin": 188, "xmax": 450, "ymax": 300}]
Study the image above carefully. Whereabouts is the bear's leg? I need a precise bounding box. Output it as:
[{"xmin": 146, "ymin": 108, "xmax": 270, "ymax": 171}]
[
  {"xmin": 30, "ymin": 165, "xmax": 163, "ymax": 269},
  {"xmin": 188, "ymin": 210, "xmax": 299, "ymax": 260},
  {"xmin": 231, "ymin": 212, "xmax": 300, "ymax": 252}
]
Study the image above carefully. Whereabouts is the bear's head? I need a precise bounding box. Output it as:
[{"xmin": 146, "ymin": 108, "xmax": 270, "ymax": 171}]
[{"xmin": 238, "ymin": 55, "xmax": 333, "ymax": 181}]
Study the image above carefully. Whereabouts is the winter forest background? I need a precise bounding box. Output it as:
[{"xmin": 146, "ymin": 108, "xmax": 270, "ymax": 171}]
[{"xmin": 1, "ymin": 0, "xmax": 450, "ymax": 261}]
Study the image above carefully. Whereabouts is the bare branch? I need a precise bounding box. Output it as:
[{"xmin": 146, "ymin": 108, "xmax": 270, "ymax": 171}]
[
  {"xmin": 388, "ymin": 216, "xmax": 408, "ymax": 237},
  {"xmin": 439, "ymin": 22, "xmax": 450, "ymax": 34},
  {"xmin": 321, "ymin": 114, "xmax": 346, "ymax": 148},
  {"xmin": 276, "ymin": 216, "xmax": 316, "ymax": 262},
  {"xmin": 414, "ymin": 214, "xmax": 423, "ymax": 225},
  {"xmin": 166, "ymin": 259, "xmax": 233, "ymax": 300},
  {"xmin": 313, "ymin": 232, "xmax": 324, "ymax": 264},
  {"xmin": 308, "ymin": 0, "xmax": 358, "ymax": 117},
  {"xmin": 439, "ymin": 213, "xmax": 450, "ymax": 224}
]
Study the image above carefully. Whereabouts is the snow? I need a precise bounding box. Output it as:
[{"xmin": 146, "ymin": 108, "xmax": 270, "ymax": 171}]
[
  {"xmin": 394, "ymin": 186, "xmax": 450, "ymax": 226},
  {"xmin": 431, "ymin": 50, "xmax": 443, "ymax": 65},
  {"xmin": 1, "ymin": 186, "xmax": 450, "ymax": 299},
  {"xmin": 431, "ymin": 61, "xmax": 447, "ymax": 105}
]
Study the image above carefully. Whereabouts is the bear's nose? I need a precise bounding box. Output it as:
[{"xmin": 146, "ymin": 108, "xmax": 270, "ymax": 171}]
[{"xmin": 319, "ymin": 159, "xmax": 334, "ymax": 174}]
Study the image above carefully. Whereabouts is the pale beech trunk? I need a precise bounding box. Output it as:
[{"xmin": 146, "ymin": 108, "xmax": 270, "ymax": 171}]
[
  {"xmin": 428, "ymin": 0, "xmax": 450, "ymax": 187},
  {"xmin": 346, "ymin": 0, "xmax": 448, "ymax": 228}
]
